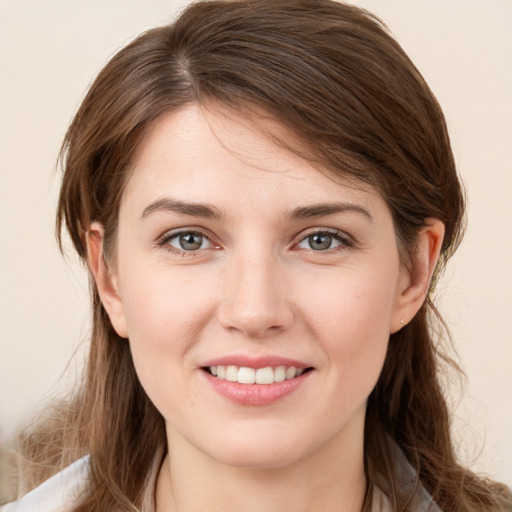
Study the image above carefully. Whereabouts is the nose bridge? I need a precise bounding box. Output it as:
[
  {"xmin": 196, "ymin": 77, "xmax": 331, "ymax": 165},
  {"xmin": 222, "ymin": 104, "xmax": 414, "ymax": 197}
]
[{"xmin": 218, "ymin": 244, "xmax": 293, "ymax": 338}]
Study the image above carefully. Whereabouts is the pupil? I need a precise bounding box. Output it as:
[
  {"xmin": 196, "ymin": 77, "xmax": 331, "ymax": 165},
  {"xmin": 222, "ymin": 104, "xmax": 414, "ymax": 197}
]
[
  {"xmin": 180, "ymin": 233, "xmax": 202, "ymax": 250},
  {"xmin": 309, "ymin": 233, "xmax": 332, "ymax": 250}
]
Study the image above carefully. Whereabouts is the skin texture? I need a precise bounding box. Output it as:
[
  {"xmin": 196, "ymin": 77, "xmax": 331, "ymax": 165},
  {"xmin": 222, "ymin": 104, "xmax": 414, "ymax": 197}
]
[{"xmin": 87, "ymin": 104, "xmax": 444, "ymax": 512}]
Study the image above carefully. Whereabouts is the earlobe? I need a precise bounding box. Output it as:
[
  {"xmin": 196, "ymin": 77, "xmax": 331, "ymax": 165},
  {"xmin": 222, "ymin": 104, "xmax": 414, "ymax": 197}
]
[
  {"xmin": 391, "ymin": 218, "xmax": 445, "ymax": 333},
  {"xmin": 86, "ymin": 223, "xmax": 128, "ymax": 338}
]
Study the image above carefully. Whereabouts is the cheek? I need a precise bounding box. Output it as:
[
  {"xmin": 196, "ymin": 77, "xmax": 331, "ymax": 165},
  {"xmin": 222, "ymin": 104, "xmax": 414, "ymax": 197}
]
[
  {"xmin": 298, "ymin": 266, "xmax": 398, "ymax": 378},
  {"xmin": 117, "ymin": 268, "xmax": 218, "ymax": 403},
  {"xmin": 120, "ymin": 266, "xmax": 215, "ymax": 344}
]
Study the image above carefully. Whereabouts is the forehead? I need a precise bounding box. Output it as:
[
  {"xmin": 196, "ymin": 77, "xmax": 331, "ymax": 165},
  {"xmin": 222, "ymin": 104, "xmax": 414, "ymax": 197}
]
[{"xmin": 122, "ymin": 103, "xmax": 384, "ymax": 217}]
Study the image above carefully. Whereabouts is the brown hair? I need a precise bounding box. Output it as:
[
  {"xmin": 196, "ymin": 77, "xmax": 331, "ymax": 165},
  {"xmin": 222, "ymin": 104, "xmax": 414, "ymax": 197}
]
[{"xmin": 14, "ymin": 0, "xmax": 510, "ymax": 510}]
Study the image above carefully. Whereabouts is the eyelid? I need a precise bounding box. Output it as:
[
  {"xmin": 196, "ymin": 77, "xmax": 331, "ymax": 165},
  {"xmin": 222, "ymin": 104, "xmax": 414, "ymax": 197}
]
[
  {"xmin": 155, "ymin": 226, "xmax": 355, "ymax": 256},
  {"xmin": 156, "ymin": 227, "xmax": 220, "ymax": 254},
  {"xmin": 292, "ymin": 227, "xmax": 355, "ymax": 251}
]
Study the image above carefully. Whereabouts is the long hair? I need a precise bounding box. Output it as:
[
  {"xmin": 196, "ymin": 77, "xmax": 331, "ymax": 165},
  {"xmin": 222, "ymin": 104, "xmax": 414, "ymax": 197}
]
[{"xmin": 15, "ymin": 1, "xmax": 511, "ymax": 510}]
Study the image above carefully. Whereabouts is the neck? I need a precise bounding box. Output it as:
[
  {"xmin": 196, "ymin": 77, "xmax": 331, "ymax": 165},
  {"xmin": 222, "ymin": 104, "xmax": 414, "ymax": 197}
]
[{"xmin": 156, "ymin": 421, "xmax": 367, "ymax": 512}]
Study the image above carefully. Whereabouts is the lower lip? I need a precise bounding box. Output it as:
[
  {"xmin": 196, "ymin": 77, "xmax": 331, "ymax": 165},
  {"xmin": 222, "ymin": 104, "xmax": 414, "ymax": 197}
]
[{"xmin": 202, "ymin": 370, "xmax": 312, "ymax": 406}]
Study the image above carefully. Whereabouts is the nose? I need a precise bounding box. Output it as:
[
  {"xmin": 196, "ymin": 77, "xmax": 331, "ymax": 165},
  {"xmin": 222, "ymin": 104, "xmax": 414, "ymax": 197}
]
[{"xmin": 217, "ymin": 251, "xmax": 295, "ymax": 339}]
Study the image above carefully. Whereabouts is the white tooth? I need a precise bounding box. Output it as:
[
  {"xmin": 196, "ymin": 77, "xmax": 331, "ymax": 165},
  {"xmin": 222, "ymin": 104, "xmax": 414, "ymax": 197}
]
[
  {"xmin": 274, "ymin": 366, "xmax": 286, "ymax": 382},
  {"xmin": 296, "ymin": 368, "xmax": 303, "ymax": 376},
  {"xmin": 256, "ymin": 367, "xmax": 274, "ymax": 384},
  {"xmin": 225, "ymin": 365, "xmax": 238, "ymax": 382},
  {"xmin": 210, "ymin": 366, "xmax": 217, "ymax": 376},
  {"xmin": 238, "ymin": 367, "xmax": 256, "ymax": 384},
  {"xmin": 285, "ymin": 367, "xmax": 297, "ymax": 380},
  {"xmin": 216, "ymin": 365, "xmax": 226, "ymax": 379}
]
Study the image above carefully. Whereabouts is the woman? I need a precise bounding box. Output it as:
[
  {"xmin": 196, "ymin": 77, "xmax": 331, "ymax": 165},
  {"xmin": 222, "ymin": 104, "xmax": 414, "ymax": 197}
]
[{"xmin": 2, "ymin": 0, "xmax": 510, "ymax": 510}]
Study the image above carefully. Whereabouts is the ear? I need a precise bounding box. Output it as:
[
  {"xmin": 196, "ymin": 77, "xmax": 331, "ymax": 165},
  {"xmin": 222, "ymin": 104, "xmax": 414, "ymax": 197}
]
[
  {"xmin": 86, "ymin": 222, "xmax": 128, "ymax": 338},
  {"xmin": 390, "ymin": 218, "xmax": 445, "ymax": 333}
]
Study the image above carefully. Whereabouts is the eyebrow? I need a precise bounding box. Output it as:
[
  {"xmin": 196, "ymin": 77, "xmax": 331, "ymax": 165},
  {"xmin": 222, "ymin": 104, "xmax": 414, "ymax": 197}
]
[
  {"xmin": 288, "ymin": 203, "xmax": 373, "ymax": 221},
  {"xmin": 141, "ymin": 198, "xmax": 224, "ymax": 220},
  {"xmin": 141, "ymin": 197, "xmax": 372, "ymax": 222}
]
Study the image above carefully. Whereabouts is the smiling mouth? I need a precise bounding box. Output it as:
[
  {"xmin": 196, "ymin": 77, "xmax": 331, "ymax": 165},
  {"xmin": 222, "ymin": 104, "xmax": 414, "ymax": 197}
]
[{"xmin": 202, "ymin": 365, "xmax": 313, "ymax": 385}]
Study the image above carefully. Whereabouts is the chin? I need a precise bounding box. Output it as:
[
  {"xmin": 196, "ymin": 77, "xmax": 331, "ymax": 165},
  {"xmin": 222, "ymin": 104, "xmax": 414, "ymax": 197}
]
[
  {"xmin": 210, "ymin": 445, "xmax": 304, "ymax": 470},
  {"xmin": 199, "ymin": 425, "xmax": 322, "ymax": 470}
]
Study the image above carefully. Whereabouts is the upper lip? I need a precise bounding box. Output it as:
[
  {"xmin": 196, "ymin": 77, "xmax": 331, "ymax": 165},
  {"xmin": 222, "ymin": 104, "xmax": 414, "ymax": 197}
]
[{"xmin": 201, "ymin": 355, "xmax": 311, "ymax": 370}]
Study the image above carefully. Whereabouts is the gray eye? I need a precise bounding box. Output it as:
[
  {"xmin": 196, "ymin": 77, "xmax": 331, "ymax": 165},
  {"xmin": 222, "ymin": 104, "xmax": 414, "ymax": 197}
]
[
  {"xmin": 308, "ymin": 233, "xmax": 333, "ymax": 250},
  {"xmin": 297, "ymin": 232, "xmax": 342, "ymax": 251},
  {"xmin": 170, "ymin": 232, "xmax": 209, "ymax": 251}
]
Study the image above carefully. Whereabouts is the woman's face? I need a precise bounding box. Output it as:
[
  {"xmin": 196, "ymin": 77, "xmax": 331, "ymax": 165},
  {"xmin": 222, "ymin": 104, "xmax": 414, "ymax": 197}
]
[{"xmin": 100, "ymin": 104, "xmax": 412, "ymax": 469}]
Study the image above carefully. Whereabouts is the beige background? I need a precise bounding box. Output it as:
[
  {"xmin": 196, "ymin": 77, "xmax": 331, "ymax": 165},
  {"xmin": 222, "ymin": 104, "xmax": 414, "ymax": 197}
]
[{"xmin": 1, "ymin": 0, "xmax": 511, "ymax": 484}]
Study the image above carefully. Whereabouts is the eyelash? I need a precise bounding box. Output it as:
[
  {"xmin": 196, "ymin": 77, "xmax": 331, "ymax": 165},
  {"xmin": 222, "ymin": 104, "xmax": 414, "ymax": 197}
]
[
  {"xmin": 156, "ymin": 227, "xmax": 355, "ymax": 257},
  {"xmin": 157, "ymin": 229, "xmax": 216, "ymax": 257},
  {"xmin": 293, "ymin": 228, "xmax": 355, "ymax": 253}
]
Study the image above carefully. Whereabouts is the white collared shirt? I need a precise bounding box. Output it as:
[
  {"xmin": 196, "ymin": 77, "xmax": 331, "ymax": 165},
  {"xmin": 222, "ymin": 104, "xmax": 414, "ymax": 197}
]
[
  {"xmin": 1, "ymin": 446, "xmax": 442, "ymax": 512},
  {"xmin": 0, "ymin": 456, "xmax": 89, "ymax": 512}
]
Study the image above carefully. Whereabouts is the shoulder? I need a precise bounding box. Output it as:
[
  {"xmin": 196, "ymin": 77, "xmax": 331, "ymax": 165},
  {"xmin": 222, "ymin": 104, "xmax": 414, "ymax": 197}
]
[
  {"xmin": 374, "ymin": 438, "xmax": 442, "ymax": 512},
  {"xmin": 0, "ymin": 456, "xmax": 89, "ymax": 512}
]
